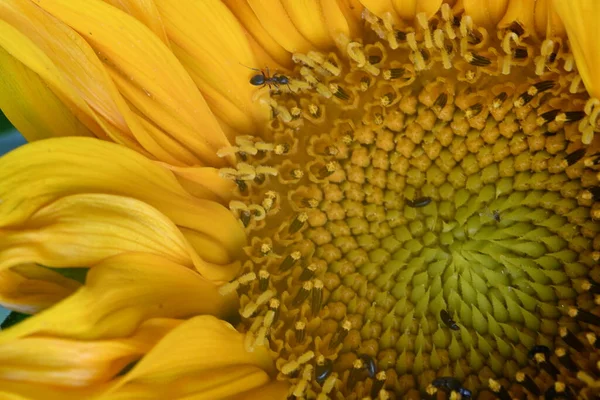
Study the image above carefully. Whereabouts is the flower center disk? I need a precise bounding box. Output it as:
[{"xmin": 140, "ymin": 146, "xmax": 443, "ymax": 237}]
[{"xmin": 220, "ymin": 6, "xmax": 600, "ymax": 400}]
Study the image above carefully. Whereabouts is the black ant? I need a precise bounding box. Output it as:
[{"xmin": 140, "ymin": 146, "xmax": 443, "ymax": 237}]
[{"xmin": 242, "ymin": 65, "xmax": 290, "ymax": 90}]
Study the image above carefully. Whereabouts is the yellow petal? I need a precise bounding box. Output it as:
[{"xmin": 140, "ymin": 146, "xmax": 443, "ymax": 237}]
[
  {"xmin": 534, "ymin": 0, "xmax": 566, "ymax": 39},
  {"xmin": 0, "ymin": 137, "xmax": 246, "ymax": 272},
  {"xmin": 0, "ymin": 44, "xmax": 95, "ymax": 141},
  {"xmin": 281, "ymin": 0, "xmax": 334, "ymax": 49},
  {"xmin": 229, "ymin": 381, "xmax": 290, "ymax": 400},
  {"xmin": 391, "ymin": 0, "xmax": 443, "ymax": 21},
  {"xmin": 0, "ymin": 253, "xmax": 236, "ymax": 343},
  {"xmin": 0, "ymin": 381, "xmax": 96, "ymax": 400},
  {"xmin": 0, "ymin": 0, "xmax": 178, "ymax": 162},
  {"xmin": 157, "ymin": 163, "xmax": 237, "ymax": 204},
  {"xmin": 102, "ymin": 0, "xmax": 170, "ymax": 46},
  {"xmin": 497, "ymin": 0, "xmax": 536, "ymax": 37},
  {"xmin": 0, "ymin": 193, "xmax": 206, "ymax": 273},
  {"xmin": 0, "ymin": 264, "xmax": 81, "ymax": 314},
  {"xmin": 100, "ymin": 316, "xmax": 274, "ymax": 399},
  {"xmin": 321, "ymin": 0, "xmax": 363, "ymax": 51},
  {"xmin": 224, "ymin": 0, "xmax": 292, "ymax": 67},
  {"xmin": 0, "ymin": 318, "xmax": 181, "ymax": 387},
  {"xmin": 551, "ymin": 1, "xmax": 598, "ymax": 97},
  {"xmin": 153, "ymin": 0, "xmax": 268, "ymax": 135},
  {"xmin": 462, "ymin": 0, "xmax": 509, "ymax": 28},
  {"xmin": 359, "ymin": 0, "xmax": 401, "ymax": 25},
  {"xmin": 34, "ymin": 0, "xmax": 232, "ymax": 167},
  {"xmin": 246, "ymin": 0, "xmax": 315, "ymax": 53}
]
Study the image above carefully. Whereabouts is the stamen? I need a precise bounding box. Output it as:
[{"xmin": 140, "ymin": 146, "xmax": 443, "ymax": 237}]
[
  {"xmin": 465, "ymin": 52, "xmax": 491, "ymax": 66},
  {"xmin": 292, "ymin": 281, "xmax": 313, "ymax": 306},
  {"xmin": 218, "ymin": 272, "xmax": 256, "ymax": 295},
  {"xmin": 559, "ymin": 327, "xmax": 585, "ymax": 352},
  {"xmin": 555, "ymin": 347, "xmax": 578, "ymax": 372},
  {"xmin": 311, "ymin": 279, "xmax": 323, "ymax": 315},
  {"xmin": 569, "ymin": 307, "xmax": 600, "ymax": 327},
  {"xmin": 258, "ymin": 270, "xmax": 270, "ymax": 291},
  {"xmin": 329, "ymin": 319, "xmax": 352, "ymax": 349},
  {"xmin": 488, "ymin": 378, "xmax": 512, "ymax": 400},
  {"xmin": 315, "ymin": 356, "xmax": 333, "ymax": 384},
  {"xmin": 299, "ymin": 263, "xmax": 317, "ymax": 281},
  {"xmin": 295, "ymin": 321, "xmax": 306, "ymax": 342},
  {"xmin": 371, "ymin": 371, "xmax": 387, "ymax": 398},
  {"xmin": 516, "ymin": 372, "xmax": 541, "ymax": 396},
  {"xmin": 280, "ymin": 251, "xmax": 302, "ymax": 272}
]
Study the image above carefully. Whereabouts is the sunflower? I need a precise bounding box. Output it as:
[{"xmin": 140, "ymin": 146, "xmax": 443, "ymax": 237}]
[{"xmin": 1, "ymin": 0, "xmax": 600, "ymax": 398}]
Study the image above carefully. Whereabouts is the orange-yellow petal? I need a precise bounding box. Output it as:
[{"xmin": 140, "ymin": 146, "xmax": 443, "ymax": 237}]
[
  {"xmin": 99, "ymin": 315, "xmax": 274, "ymax": 399},
  {"xmin": 33, "ymin": 0, "xmax": 232, "ymax": 167},
  {"xmin": 229, "ymin": 381, "xmax": 290, "ymax": 400},
  {"xmin": 246, "ymin": 0, "xmax": 315, "ymax": 53},
  {"xmin": 551, "ymin": 0, "xmax": 599, "ymax": 98},
  {"xmin": 0, "ymin": 193, "xmax": 208, "ymax": 274},
  {"xmin": 321, "ymin": 0, "xmax": 363, "ymax": 51},
  {"xmin": 281, "ymin": 0, "xmax": 334, "ymax": 49},
  {"xmin": 391, "ymin": 0, "xmax": 443, "ymax": 21},
  {"xmin": 0, "ymin": 381, "xmax": 97, "ymax": 400},
  {"xmin": 152, "ymin": 0, "xmax": 269, "ymax": 135},
  {"xmin": 0, "ymin": 253, "xmax": 236, "ymax": 343},
  {"xmin": 0, "ymin": 318, "xmax": 181, "ymax": 387},
  {"xmin": 0, "ymin": 0, "xmax": 179, "ymax": 162},
  {"xmin": 102, "ymin": 0, "xmax": 170, "ymax": 46},
  {"xmin": 534, "ymin": 0, "xmax": 565, "ymax": 39},
  {"xmin": 497, "ymin": 0, "xmax": 536, "ymax": 36},
  {"xmin": 0, "ymin": 137, "xmax": 246, "ymax": 276},
  {"xmin": 157, "ymin": 164, "xmax": 237, "ymax": 204},
  {"xmin": 224, "ymin": 0, "xmax": 292, "ymax": 67},
  {"xmin": 0, "ymin": 43, "xmax": 95, "ymax": 141},
  {"xmin": 0, "ymin": 264, "xmax": 81, "ymax": 314},
  {"xmin": 462, "ymin": 0, "xmax": 509, "ymax": 28}
]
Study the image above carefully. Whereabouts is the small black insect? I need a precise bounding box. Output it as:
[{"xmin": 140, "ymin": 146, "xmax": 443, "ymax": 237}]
[
  {"xmin": 492, "ymin": 210, "xmax": 500, "ymax": 222},
  {"xmin": 315, "ymin": 358, "xmax": 333, "ymax": 384},
  {"xmin": 432, "ymin": 377, "xmax": 472, "ymax": 398},
  {"xmin": 406, "ymin": 196, "xmax": 432, "ymax": 208},
  {"xmin": 244, "ymin": 65, "xmax": 289, "ymax": 89},
  {"xmin": 359, "ymin": 354, "xmax": 377, "ymax": 378},
  {"xmin": 440, "ymin": 309, "xmax": 459, "ymax": 330}
]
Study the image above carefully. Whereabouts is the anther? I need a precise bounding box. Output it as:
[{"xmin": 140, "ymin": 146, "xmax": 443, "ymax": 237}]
[
  {"xmin": 558, "ymin": 111, "xmax": 586, "ymax": 123},
  {"xmin": 465, "ymin": 103, "xmax": 483, "ymax": 118},
  {"xmin": 319, "ymin": 162, "xmax": 337, "ymax": 178},
  {"xmin": 371, "ymin": 371, "xmax": 387, "ymax": 398},
  {"xmin": 241, "ymin": 290, "xmax": 275, "ymax": 318},
  {"xmin": 581, "ymin": 279, "xmax": 600, "ymax": 295},
  {"xmin": 289, "ymin": 213, "xmax": 308, "ymax": 234},
  {"xmin": 292, "ymin": 281, "xmax": 313, "ymax": 306},
  {"xmin": 564, "ymin": 148, "xmax": 586, "ymax": 166},
  {"xmin": 258, "ymin": 270, "xmax": 270, "ymax": 291},
  {"xmin": 274, "ymin": 143, "xmax": 290, "ymax": 155},
  {"xmin": 311, "ymin": 279, "xmax": 323, "ymax": 316},
  {"xmin": 300, "ymin": 263, "xmax": 317, "ymax": 281},
  {"xmin": 488, "ymin": 378, "xmax": 512, "ymax": 400},
  {"xmin": 531, "ymin": 80, "xmax": 555, "ymax": 94},
  {"xmin": 330, "ymin": 83, "xmax": 350, "ymax": 100},
  {"xmin": 395, "ymin": 31, "xmax": 406, "ymax": 41},
  {"xmin": 569, "ymin": 307, "xmax": 600, "ymax": 327},
  {"xmin": 368, "ymin": 55, "xmax": 382, "ymax": 65},
  {"xmin": 218, "ymin": 272, "xmax": 256, "ymax": 295},
  {"xmin": 347, "ymin": 358, "xmax": 364, "ymax": 389},
  {"xmin": 381, "ymin": 93, "xmax": 396, "ymax": 107},
  {"xmin": 406, "ymin": 197, "xmax": 433, "ymax": 208},
  {"xmin": 382, "ymin": 68, "xmax": 405, "ymax": 80},
  {"xmin": 269, "ymin": 298, "xmax": 280, "ymax": 324},
  {"xmin": 492, "ymin": 92, "xmax": 508, "ymax": 108},
  {"xmin": 538, "ymin": 109, "xmax": 561, "ymax": 125},
  {"xmin": 434, "ymin": 93, "xmax": 448, "ymax": 109},
  {"xmin": 559, "ymin": 327, "xmax": 585, "ymax": 352},
  {"xmin": 260, "ymin": 243, "xmax": 272, "ymax": 256},
  {"xmin": 516, "ymin": 372, "xmax": 541, "ymax": 396},
  {"xmin": 465, "ymin": 52, "xmax": 491, "ymax": 66},
  {"xmin": 513, "ymin": 47, "xmax": 528, "ymax": 59},
  {"xmin": 555, "ymin": 347, "xmax": 578, "ymax": 372},
  {"xmin": 280, "ymin": 251, "xmax": 302, "ymax": 272},
  {"xmin": 240, "ymin": 210, "xmax": 251, "ymax": 227},
  {"xmin": 529, "ymin": 345, "xmax": 559, "ymax": 377},
  {"xmin": 509, "ymin": 21, "xmax": 525, "ymax": 36},
  {"xmin": 329, "ymin": 319, "xmax": 352, "ymax": 349},
  {"xmin": 360, "ymin": 76, "xmax": 371, "ymax": 91},
  {"xmin": 295, "ymin": 321, "xmax": 306, "ymax": 342},
  {"xmin": 545, "ymin": 382, "xmax": 574, "ymax": 400},
  {"xmin": 315, "ymin": 356, "xmax": 333, "ymax": 385}
]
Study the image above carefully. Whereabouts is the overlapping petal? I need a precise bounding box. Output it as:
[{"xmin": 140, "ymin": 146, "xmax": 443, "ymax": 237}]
[
  {"xmin": 0, "ymin": 137, "xmax": 246, "ymax": 280},
  {"xmin": 0, "ymin": 253, "xmax": 236, "ymax": 343},
  {"xmin": 0, "ymin": 316, "xmax": 285, "ymax": 400},
  {"xmin": 552, "ymin": 0, "xmax": 600, "ymax": 99},
  {"xmin": 0, "ymin": 264, "xmax": 81, "ymax": 314}
]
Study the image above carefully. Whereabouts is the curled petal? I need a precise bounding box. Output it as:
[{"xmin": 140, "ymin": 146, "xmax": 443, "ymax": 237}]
[
  {"xmin": 321, "ymin": 0, "xmax": 363, "ymax": 51},
  {"xmin": 391, "ymin": 0, "xmax": 443, "ymax": 21},
  {"xmin": 497, "ymin": 0, "xmax": 536, "ymax": 37},
  {"xmin": 100, "ymin": 315, "xmax": 275, "ymax": 399},
  {"xmin": 0, "ymin": 318, "xmax": 181, "ymax": 387},
  {"xmin": 0, "ymin": 264, "xmax": 81, "ymax": 314},
  {"xmin": 534, "ymin": 0, "xmax": 566, "ymax": 39},
  {"xmin": 33, "ymin": 0, "xmax": 232, "ymax": 167},
  {"xmin": 0, "ymin": 193, "xmax": 211, "ymax": 274},
  {"xmin": 0, "ymin": 137, "xmax": 246, "ymax": 276},
  {"xmin": 0, "ymin": 253, "xmax": 237, "ymax": 343},
  {"xmin": 281, "ymin": 0, "xmax": 334, "ymax": 49}
]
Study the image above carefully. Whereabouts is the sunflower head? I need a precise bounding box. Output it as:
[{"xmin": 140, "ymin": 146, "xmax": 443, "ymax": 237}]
[{"xmin": 0, "ymin": 1, "xmax": 600, "ymax": 400}]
